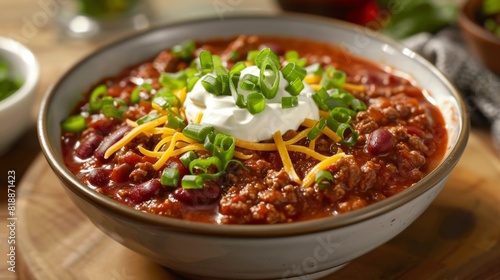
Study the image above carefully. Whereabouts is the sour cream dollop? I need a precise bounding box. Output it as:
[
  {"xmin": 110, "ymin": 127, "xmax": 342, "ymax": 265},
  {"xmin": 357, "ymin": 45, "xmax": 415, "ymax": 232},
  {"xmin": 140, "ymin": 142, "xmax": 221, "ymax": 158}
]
[{"xmin": 183, "ymin": 65, "xmax": 319, "ymax": 142}]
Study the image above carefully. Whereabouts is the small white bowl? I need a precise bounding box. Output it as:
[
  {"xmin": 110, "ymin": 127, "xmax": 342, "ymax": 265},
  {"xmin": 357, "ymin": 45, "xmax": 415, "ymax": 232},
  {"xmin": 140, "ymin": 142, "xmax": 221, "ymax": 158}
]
[{"xmin": 0, "ymin": 36, "xmax": 39, "ymax": 156}]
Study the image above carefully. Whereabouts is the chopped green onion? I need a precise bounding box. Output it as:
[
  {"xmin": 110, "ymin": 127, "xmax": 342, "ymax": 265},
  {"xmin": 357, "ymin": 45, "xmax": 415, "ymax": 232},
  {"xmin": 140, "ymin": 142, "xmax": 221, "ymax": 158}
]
[
  {"xmin": 159, "ymin": 72, "xmax": 186, "ymax": 90},
  {"xmin": 327, "ymin": 109, "xmax": 351, "ymax": 131},
  {"xmin": 137, "ymin": 111, "xmax": 160, "ymax": 125},
  {"xmin": 247, "ymin": 50, "xmax": 260, "ymax": 63},
  {"xmin": 247, "ymin": 92, "xmax": 266, "ymax": 114},
  {"xmin": 130, "ymin": 83, "xmax": 152, "ymax": 104},
  {"xmin": 152, "ymin": 89, "xmax": 179, "ymax": 109},
  {"xmin": 285, "ymin": 77, "xmax": 304, "ymax": 96},
  {"xmin": 351, "ymin": 98, "xmax": 367, "ymax": 112},
  {"xmin": 281, "ymin": 62, "xmax": 307, "ymax": 83},
  {"xmin": 201, "ymin": 75, "xmax": 223, "ymax": 96},
  {"xmin": 239, "ymin": 74, "xmax": 260, "ymax": 91},
  {"xmin": 254, "ymin": 48, "xmax": 280, "ymax": 68},
  {"xmin": 161, "ymin": 168, "xmax": 180, "ymax": 187},
  {"xmin": 305, "ymin": 63, "xmax": 323, "ymax": 76},
  {"xmin": 320, "ymin": 67, "xmax": 347, "ymax": 89},
  {"xmin": 229, "ymin": 51, "xmax": 240, "ymax": 61},
  {"xmin": 229, "ymin": 61, "xmax": 247, "ymax": 75},
  {"xmin": 311, "ymin": 87, "xmax": 330, "ymax": 111},
  {"xmin": 204, "ymin": 133, "xmax": 236, "ymax": 164},
  {"xmin": 315, "ymin": 170, "xmax": 333, "ymax": 190},
  {"xmin": 89, "ymin": 84, "xmax": 108, "ymax": 112},
  {"xmin": 307, "ymin": 118, "xmax": 326, "ymax": 140},
  {"xmin": 166, "ymin": 114, "xmax": 186, "ymax": 130},
  {"xmin": 182, "ymin": 123, "xmax": 214, "ymax": 142},
  {"xmin": 259, "ymin": 57, "xmax": 280, "ymax": 99},
  {"xmin": 281, "ymin": 96, "xmax": 298, "ymax": 109},
  {"xmin": 181, "ymin": 175, "xmax": 205, "ymax": 189},
  {"xmin": 285, "ymin": 50, "xmax": 307, "ymax": 67},
  {"xmin": 189, "ymin": 156, "xmax": 223, "ymax": 175},
  {"xmin": 61, "ymin": 115, "xmax": 87, "ymax": 133},
  {"xmin": 199, "ymin": 50, "xmax": 214, "ymax": 73},
  {"xmin": 214, "ymin": 65, "xmax": 230, "ymax": 95},
  {"xmin": 180, "ymin": 151, "xmax": 198, "ymax": 167},
  {"xmin": 235, "ymin": 92, "xmax": 246, "ymax": 108},
  {"xmin": 101, "ymin": 97, "xmax": 127, "ymax": 119},
  {"xmin": 187, "ymin": 76, "xmax": 200, "ymax": 92},
  {"xmin": 336, "ymin": 123, "xmax": 358, "ymax": 146},
  {"xmin": 171, "ymin": 40, "xmax": 195, "ymax": 61}
]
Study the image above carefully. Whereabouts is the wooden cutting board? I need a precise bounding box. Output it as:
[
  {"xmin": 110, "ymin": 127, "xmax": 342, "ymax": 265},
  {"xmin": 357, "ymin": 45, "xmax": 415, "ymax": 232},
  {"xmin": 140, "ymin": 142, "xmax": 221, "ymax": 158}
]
[{"xmin": 16, "ymin": 128, "xmax": 500, "ymax": 280}]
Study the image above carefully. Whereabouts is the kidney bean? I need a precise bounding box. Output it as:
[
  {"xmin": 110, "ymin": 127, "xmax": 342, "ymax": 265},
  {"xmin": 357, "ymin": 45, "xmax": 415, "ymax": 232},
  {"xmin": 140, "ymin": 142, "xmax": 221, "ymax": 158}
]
[
  {"xmin": 94, "ymin": 125, "xmax": 132, "ymax": 162},
  {"xmin": 110, "ymin": 163, "xmax": 132, "ymax": 183},
  {"xmin": 87, "ymin": 168, "xmax": 111, "ymax": 187},
  {"xmin": 405, "ymin": 126, "xmax": 426, "ymax": 138},
  {"xmin": 88, "ymin": 116, "xmax": 118, "ymax": 135},
  {"xmin": 173, "ymin": 184, "xmax": 220, "ymax": 206},
  {"xmin": 76, "ymin": 132, "xmax": 103, "ymax": 159},
  {"xmin": 128, "ymin": 179, "xmax": 165, "ymax": 204},
  {"xmin": 367, "ymin": 128, "xmax": 395, "ymax": 156}
]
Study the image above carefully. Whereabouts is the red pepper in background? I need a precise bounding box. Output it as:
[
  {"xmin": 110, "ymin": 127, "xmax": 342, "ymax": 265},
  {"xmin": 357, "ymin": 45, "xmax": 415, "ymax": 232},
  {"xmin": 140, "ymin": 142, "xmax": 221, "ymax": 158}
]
[{"xmin": 277, "ymin": 0, "xmax": 381, "ymax": 26}]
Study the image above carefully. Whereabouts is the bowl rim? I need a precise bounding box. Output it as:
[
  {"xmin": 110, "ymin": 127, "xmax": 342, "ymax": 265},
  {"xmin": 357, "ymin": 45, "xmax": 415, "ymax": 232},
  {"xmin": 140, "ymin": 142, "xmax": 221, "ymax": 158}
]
[
  {"xmin": 459, "ymin": 0, "xmax": 500, "ymax": 44},
  {"xmin": 0, "ymin": 36, "xmax": 39, "ymax": 110},
  {"xmin": 38, "ymin": 14, "xmax": 470, "ymax": 237}
]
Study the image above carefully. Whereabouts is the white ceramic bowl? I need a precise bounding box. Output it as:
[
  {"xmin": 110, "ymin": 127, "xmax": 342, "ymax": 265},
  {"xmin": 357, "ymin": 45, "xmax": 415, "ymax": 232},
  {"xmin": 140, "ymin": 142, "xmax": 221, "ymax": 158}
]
[
  {"xmin": 38, "ymin": 15, "xmax": 469, "ymax": 280},
  {"xmin": 0, "ymin": 36, "xmax": 39, "ymax": 156}
]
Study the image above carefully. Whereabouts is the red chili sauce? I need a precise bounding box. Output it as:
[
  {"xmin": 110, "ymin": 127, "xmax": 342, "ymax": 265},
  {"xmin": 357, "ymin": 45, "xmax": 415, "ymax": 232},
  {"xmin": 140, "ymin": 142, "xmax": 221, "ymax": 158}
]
[{"xmin": 61, "ymin": 36, "xmax": 448, "ymax": 224}]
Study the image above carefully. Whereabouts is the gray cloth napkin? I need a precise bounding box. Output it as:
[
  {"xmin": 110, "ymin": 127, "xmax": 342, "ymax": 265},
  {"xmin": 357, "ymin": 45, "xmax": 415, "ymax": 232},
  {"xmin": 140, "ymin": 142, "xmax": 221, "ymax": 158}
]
[{"xmin": 403, "ymin": 27, "xmax": 500, "ymax": 150}]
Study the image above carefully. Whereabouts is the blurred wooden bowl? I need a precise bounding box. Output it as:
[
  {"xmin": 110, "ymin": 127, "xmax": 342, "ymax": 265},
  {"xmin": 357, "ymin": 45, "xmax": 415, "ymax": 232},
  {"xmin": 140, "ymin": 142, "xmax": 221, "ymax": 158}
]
[{"xmin": 459, "ymin": 0, "xmax": 500, "ymax": 74}]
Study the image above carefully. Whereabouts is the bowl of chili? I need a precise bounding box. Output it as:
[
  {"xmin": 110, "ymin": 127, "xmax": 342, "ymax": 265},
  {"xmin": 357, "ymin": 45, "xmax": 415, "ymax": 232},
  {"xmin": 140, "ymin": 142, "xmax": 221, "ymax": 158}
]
[{"xmin": 38, "ymin": 15, "xmax": 468, "ymax": 280}]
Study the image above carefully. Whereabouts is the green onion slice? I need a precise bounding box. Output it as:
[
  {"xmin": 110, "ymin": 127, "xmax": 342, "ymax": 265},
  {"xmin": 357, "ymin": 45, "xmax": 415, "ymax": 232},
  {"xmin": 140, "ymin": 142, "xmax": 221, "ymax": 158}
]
[
  {"xmin": 137, "ymin": 111, "xmax": 160, "ymax": 125},
  {"xmin": 199, "ymin": 50, "xmax": 214, "ymax": 73},
  {"xmin": 130, "ymin": 83, "xmax": 152, "ymax": 104},
  {"xmin": 159, "ymin": 72, "xmax": 186, "ymax": 90},
  {"xmin": 315, "ymin": 170, "xmax": 333, "ymax": 190},
  {"xmin": 166, "ymin": 114, "xmax": 186, "ymax": 130},
  {"xmin": 281, "ymin": 62, "xmax": 307, "ymax": 83},
  {"xmin": 307, "ymin": 118, "xmax": 326, "ymax": 140},
  {"xmin": 152, "ymin": 89, "xmax": 179, "ymax": 109},
  {"xmin": 171, "ymin": 40, "xmax": 195, "ymax": 61},
  {"xmin": 239, "ymin": 74, "xmax": 260, "ymax": 91},
  {"xmin": 189, "ymin": 156, "xmax": 223, "ymax": 175},
  {"xmin": 161, "ymin": 168, "xmax": 180, "ymax": 187},
  {"xmin": 254, "ymin": 48, "xmax": 280, "ymax": 68},
  {"xmin": 61, "ymin": 115, "xmax": 87, "ymax": 133},
  {"xmin": 285, "ymin": 77, "xmax": 304, "ymax": 96},
  {"xmin": 259, "ymin": 57, "xmax": 280, "ymax": 99},
  {"xmin": 204, "ymin": 133, "xmax": 236, "ymax": 164},
  {"xmin": 181, "ymin": 175, "xmax": 205, "ymax": 189},
  {"xmin": 89, "ymin": 85, "xmax": 108, "ymax": 112},
  {"xmin": 179, "ymin": 151, "xmax": 198, "ymax": 167},
  {"xmin": 281, "ymin": 96, "xmax": 298, "ymax": 109},
  {"xmin": 336, "ymin": 123, "xmax": 358, "ymax": 146},
  {"xmin": 182, "ymin": 123, "xmax": 215, "ymax": 142},
  {"xmin": 247, "ymin": 92, "xmax": 266, "ymax": 114},
  {"xmin": 229, "ymin": 61, "xmax": 247, "ymax": 76}
]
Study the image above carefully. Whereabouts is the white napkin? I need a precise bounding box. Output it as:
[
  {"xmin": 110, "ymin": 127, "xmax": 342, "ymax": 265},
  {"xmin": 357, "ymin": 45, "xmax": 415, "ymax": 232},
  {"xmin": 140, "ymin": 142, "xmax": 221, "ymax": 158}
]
[{"xmin": 403, "ymin": 27, "xmax": 500, "ymax": 150}]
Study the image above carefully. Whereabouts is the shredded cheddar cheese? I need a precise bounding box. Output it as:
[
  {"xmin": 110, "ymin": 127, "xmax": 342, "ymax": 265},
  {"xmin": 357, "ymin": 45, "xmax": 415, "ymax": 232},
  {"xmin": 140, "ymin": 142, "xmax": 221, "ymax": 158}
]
[
  {"xmin": 104, "ymin": 115, "xmax": 168, "ymax": 159},
  {"xmin": 301, "ymin": 152, "xmax": 346, "ymax": 189},
  {"xmin": 273, "ymin": 131, "xmax": 302, "ymax": 184},
  {"xmin": 194, "ymin": 112, "xmax": 203, "ymax": 124}
]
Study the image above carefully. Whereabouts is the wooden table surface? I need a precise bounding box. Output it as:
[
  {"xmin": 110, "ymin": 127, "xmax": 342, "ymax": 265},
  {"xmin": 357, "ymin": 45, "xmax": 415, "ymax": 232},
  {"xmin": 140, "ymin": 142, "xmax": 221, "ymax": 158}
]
[{"xmin": 1, "ymin": 1, "xmax": 499, "ymax": 280}]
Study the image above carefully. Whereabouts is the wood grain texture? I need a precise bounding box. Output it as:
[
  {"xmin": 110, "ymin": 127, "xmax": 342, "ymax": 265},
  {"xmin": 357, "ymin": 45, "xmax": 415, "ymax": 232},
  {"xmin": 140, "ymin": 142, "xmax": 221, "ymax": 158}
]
[{"xmin": 15, "ymin": 128, "xmax": 500, "ymax": 280}]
